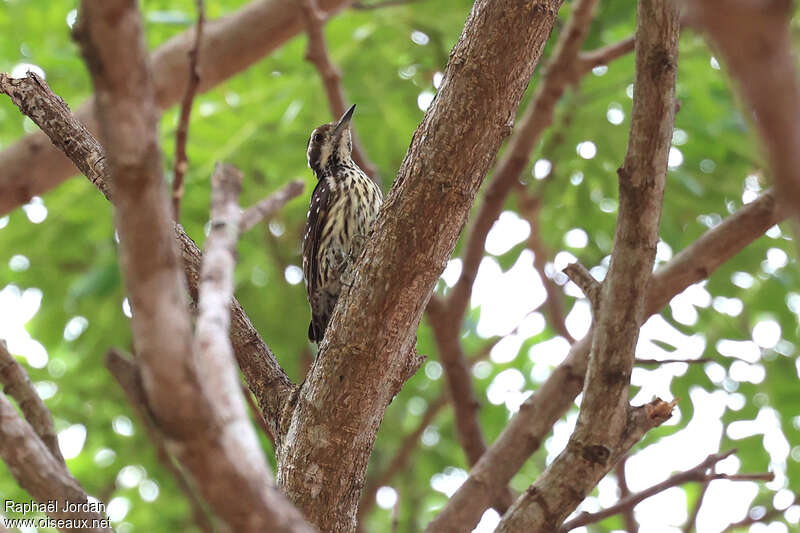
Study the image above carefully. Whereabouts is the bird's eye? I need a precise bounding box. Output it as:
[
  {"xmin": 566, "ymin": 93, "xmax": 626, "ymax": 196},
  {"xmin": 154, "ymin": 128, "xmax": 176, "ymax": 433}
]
[{"xmin": 313, "ymin": 133, "xmax": 323, "ymax": 143}]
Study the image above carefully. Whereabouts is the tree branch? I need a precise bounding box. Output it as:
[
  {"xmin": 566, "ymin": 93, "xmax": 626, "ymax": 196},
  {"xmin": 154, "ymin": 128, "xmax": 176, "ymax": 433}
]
[
  {"xmin": 576, "ymin": 36, "xmax": 636, "ymax": 72},
  {"xmin": 682, "ymin": 479, "xmax": 709, "ymax": 533},
  {"xmin": 0, "ymin": 72, "xmax": 294, "ymax": 445},
  {"xmin": 172, "ymin": 0, "xmax": 205, "ymax": 221},
  {"xmin": 498, "ymin": 4, "xmax": 680, "ymax": 529},
  {"xmin": 240, "ymin": 179, "xmax": 306, "ymax": 233},
  {"xmin": 276, "ymin": 1, "xmax": 564, "ymax": 530},
  {"xmin": 561, "ymin": 449, "xmax": 773, "ymax": 531},
  {"xmin": 418, "ymin": 2, "xmax": 607, "ymax": 517},
  {"xmin": 562, "ymin": 262, "xmax": 601, "ymax": 311},
  {"xmin": 646, "ymin": 189, "xmax": 782, "ymax": 315},
  {"xmin": 496, "ymin": 2, "xmax": 680, "ymax": 529},
  {"xmin": 520, "ymin": 192, "xmax": 574, "ymax": 342},
  {"xmin": 426, "ymin": 192, "xmax": 784, "ymax": 533},
  {"xmin": 446, "ymin": 0, "xmax": 603, "ymax": 325},
  {"xmin": 426, "ymin": 298, "xmax": 514, "ymax": 512},
  {"xmin": 685, "ymin": 0, "xmax": 800, "ymax": 214},
  {"xmin": 105, "ymin": 350, "xmax": 217, "ymax": 533},
  {"xmin": 0, "ymin": 339, "xmax": 64, "ymax": 465},
  {"xmin": 0, "ymin": 0, "xmax": 353, "ymax": 216},
  {"xmin": 74, "ymin": 2, "xmax": 311, "ymax": 531},
  {"xmin": 299, "ymin": 0, "xmax": 379, "ymax": 183},
  {"xmin": 614, "ymin": 456, "xmax": 638, "ymax": 533},
  {"xmin": 0, "ymin": 393, "xmax": 111, "ymax": 532},
  {"xmin": 358, "ymin": 342, "xmax": 495, "ymax": 524}
]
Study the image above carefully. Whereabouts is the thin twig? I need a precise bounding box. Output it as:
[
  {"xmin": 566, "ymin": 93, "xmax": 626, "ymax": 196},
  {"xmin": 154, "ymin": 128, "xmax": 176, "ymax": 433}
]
[
  {"xmin": 682, "ymin": 480, "xmax": 709, "ymax": 533},
  {"xmin": 298, "ymin": 0, "xmax": 380, "ymax": 184},
  {"xmin": 562, "ymin": 262, "xmax": 601, "ymax": 310},
  {"xmin": 241, "ymin": 382, "xmax": 274, "ymax": 445},
  {"xmin": 615, "ymin": 456, "xmax": 638, "ymax": 533},
  {"xmin": 240, "ymin": 179, "xmax": 305, "ymax": 233},
  {"xmin": 635, "ymin": 357, "xmax": 712, "ymax": 365},
  {"xmin": 576, "ymin": 36, "xmax": 636, "ymax": 72},
  {"xmin": 0, "ymin": 340, "xmax": 64, "ymax": 466},
  {"xmin": 719, "ymin": 495, "xmax": 795, "ymax": 533},
  {"xmin": 352, "ymin": 0, "xmax": 421, "ymax": 9},
  {"xmin": 561, "ymin": 449, "xmax": 773, "ymax": 531},
  {"xmin": 172, "ymin": 0, "xmax": 205, "ymax": 221}
]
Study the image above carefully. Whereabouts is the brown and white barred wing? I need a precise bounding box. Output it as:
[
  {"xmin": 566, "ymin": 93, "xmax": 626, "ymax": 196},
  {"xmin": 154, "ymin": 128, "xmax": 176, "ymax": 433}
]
[{"xmin": 302, "ymin": 177, "xmax": 331, "ymax": 302}]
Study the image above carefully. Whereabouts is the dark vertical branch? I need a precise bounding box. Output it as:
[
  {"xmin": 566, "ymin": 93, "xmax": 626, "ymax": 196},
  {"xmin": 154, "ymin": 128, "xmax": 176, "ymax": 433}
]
[{"xmin": 172, "ymin": 0, "xmax": 205, "ymax": 221}]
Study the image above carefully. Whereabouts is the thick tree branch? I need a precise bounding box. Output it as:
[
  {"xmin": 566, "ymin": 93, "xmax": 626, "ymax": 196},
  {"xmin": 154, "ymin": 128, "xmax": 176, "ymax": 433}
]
[
  {"xmin": 0, "ymin": 72, "xmax": 294, "ymax": 444},
  {"xmin": 685, "ymin": 0, "xmax": 800, "ymax": 213},
  {"xmin": 240, "ymin": 179, "xmax": 306, "ymax": 233},
  {"xmin": 0, "ymin": 340, "xmax": 64, "ymax": 465},
  {"xmin": 0, "ymin": 0, "xmax": 352, "ymax": 216},
  {"xmin": 277, "ymin": 1, "xmax": 564, "ymax": 530},
  {"xmin": 426, "ymin": 192, "xmax": 784, "ymax": 533},
  {"xmin": 560, "ymin": 449, "xmax": 773, "ymax": 531},
  {"xmin": 0, "ymin": 393, "xmax": 111, "ymax": 532},
  {"xmin": 418, "ymin": 3, "xmax": 605, "ymax": 516},
  {"xmin": 0, "ymin": 73, "xmax": 110, "ymax": 200},
  {"xmin": 74, "ymin": 3, "xmax": 311, "ymax": 531},
  {"xmin": 172, "ymin": 0, "xmax": 205, "ymax": 221},
  {"xmin": 299, "ymin": 0, "xmax": 379, "ymax": 183},
  {"xmin": 495, "ymin": 2, "xmax": 680, "ymax": 529}
]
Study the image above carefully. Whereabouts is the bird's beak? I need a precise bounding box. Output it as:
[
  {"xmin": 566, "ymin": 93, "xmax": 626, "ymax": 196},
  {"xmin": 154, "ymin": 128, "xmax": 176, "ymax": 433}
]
[{"xmin": 333, "ymin": 104, "xmax": 356, "ymax": 136}]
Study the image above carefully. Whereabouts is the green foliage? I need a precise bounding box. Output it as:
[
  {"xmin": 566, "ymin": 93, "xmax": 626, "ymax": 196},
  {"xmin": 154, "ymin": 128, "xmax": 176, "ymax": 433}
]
[{"xmin": 0, "ymin": 1, "xmax": 798, "ymax": 532}]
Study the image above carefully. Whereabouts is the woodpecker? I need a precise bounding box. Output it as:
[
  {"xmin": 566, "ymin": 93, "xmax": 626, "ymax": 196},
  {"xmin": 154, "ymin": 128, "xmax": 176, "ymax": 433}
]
[{"xmin": 302, "ymin": 105, "xmax": 382, "ymax": 343}]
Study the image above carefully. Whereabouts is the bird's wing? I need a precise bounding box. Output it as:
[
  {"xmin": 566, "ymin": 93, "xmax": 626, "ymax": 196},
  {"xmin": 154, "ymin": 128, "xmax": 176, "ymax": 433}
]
[{"xmin": 302, "ymin": 177, "xmax": 331, "ymax": 299}]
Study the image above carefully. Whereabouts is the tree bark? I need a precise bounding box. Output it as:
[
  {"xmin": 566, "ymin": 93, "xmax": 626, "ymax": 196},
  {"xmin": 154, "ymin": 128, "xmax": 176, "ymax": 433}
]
[
  {"xmin": 74, "ymin": 2, "xmax": 312, "ymax": 531},
  {"xmin": 495, "ymin": 1, "xmax": 680, "ymax": 530},
  {"xmin": 0, "ymin": 72, "xmax": 295, "ymax": 444},
  {"xmin": 276, "ymin": 1, "xmax": 564, "ymax": 531}
]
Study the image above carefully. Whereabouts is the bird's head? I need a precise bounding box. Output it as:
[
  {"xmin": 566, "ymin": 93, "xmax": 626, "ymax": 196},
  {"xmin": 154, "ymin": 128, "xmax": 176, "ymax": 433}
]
[{"xmin": 306, "ymin": 104, "xmax": 355, "ymax": 177}]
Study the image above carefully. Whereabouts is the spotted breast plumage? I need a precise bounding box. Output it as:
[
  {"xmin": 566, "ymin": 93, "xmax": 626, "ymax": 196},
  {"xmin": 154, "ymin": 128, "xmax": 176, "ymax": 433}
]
[{"xmin": 302, "ymin": 105, "xmax": 382, "ymax": 343}]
